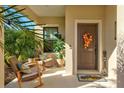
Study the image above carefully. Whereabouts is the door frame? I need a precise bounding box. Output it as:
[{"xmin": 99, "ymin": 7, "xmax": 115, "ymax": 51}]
[{"xmin": 74, "ymin": 19, "xmax": 103, "ymax": 74}]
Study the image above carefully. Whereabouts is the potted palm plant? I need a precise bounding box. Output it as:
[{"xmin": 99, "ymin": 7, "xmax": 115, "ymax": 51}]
[{"xmin": 53, "ymin": 39, "xmax": 65, "ymax": 67}]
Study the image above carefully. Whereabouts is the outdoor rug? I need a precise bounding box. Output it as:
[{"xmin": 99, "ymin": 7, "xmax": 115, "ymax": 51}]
[{"xmin": 77, "ymin": 74, "xmax": 104, "ymax": 82}]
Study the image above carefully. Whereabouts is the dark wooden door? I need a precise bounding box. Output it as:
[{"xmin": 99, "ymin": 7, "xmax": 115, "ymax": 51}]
[{"xmin": 77, "ymin": 23, "xmax": 98, "ymax": 70}]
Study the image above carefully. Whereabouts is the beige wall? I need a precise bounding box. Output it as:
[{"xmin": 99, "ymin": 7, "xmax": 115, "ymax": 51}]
[
  {"xmin": 105, "ymin": 6, "xmax": 117, "ymax": 87},
  {"xmin": 65, "ymin": 5, "xmax": 105, "ymax": 75},
  {"xmin": 0, "ymin": 24, "xmax": 4, "ymax": 87},
  {"xmin": 39, "ymin": 17, "xmax": 65, "ymax": 38},
  {"xmin": 105, "ymin": 6, "xmax": 117, "ymax": 58}
]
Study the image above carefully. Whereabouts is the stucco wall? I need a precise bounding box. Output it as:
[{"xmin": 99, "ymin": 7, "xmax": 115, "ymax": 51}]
[
  {"xmin": 39, "ymin": 17, "xmax": 65, "ymax": 38},
  {"xmin": 65, "ymin": 5, "xmax": 105, "ymax": 75},
  {"xmin": 105, "ymin": 6, "xmax": 117, "ymax": 59},
  {"xmin": 105, "ymin": 6, "xmax": 117, "ymax": 87}
]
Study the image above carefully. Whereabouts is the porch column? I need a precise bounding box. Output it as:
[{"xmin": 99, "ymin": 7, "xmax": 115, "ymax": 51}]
[
  {"xmin": 117, "ymin": 5, "xmax": 124, "ymax": 88},
  {"xmin": 0, "ymin": 23, "xmax": 4, "ymax": 87}
]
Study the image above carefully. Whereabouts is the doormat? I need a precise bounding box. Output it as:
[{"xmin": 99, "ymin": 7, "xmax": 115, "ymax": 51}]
[{"xmin": 77, "ymin": 74, "xmax": 103, "ymax": 82}]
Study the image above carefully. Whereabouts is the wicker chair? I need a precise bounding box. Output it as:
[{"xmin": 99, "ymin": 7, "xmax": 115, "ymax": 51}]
[{"xmin": 8, "ymin": 56, "xmax": 44, "ymax": 88}]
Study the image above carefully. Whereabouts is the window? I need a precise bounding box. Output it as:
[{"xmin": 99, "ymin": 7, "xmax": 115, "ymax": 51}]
[
  {"xmin": 44, "ymin": 27, "xmax": 58, "ymax": 40},
  {"xmin": 43, "ymin": 27, "xmax": 61, "ymax": 52}
]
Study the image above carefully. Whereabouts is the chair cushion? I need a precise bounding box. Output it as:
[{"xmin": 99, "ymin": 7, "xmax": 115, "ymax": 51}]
[
  {"xmin": 21, "ymin": 66, "xmax": 42, "ymax": 82},
  {"xmin": 22, "ymin": 71, "xmax": 38, "ymax": 81},
  {"xmin": 21, "ymin": 63, "xmax": 31, "ymax": 74},
  {"xmin": 17, "ymin": 63, "xmax": 22, "ymax": 70},
  {"xmin": 17, "ymin": 63, "xmax": 32, "ymax": 74}
]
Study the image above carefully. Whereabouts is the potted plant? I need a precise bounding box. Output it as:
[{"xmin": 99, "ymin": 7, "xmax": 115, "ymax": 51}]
[{"xmin": 53, "ymin": 39, "xmax": 65, "ymax": 67}]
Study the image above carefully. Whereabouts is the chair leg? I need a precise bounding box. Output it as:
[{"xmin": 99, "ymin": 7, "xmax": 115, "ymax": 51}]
[
  {"xmin": 18, "ymin": 80, "xmax": 22, "ymax": 88},
  {"xmin": 39, "ymin": 76, "xmax": 43, "ymax": 86},
  {"xmin": 34, "ymin": 77, "xmax": 43, "ymax": 88}
]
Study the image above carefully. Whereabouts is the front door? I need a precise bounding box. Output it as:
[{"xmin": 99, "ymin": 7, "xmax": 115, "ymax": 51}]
[{"xmin": 77, "ymin": 23, "xmax": 98, "ymax": 71}]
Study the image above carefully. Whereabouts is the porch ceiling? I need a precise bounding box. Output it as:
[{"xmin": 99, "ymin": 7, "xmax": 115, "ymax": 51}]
[{"xmin": 28, "ymin": 5, "xmax": 65, "ymax": 17}]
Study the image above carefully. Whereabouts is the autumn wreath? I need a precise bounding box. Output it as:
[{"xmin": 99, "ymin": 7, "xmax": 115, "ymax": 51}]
[{"xmin": 82, "ymin": 32, "xmax": 93, "ymax": 48}]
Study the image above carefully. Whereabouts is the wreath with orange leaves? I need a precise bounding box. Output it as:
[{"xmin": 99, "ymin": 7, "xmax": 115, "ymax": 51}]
[{"xmin": 82, "ymin": 32, "xmax": 93, "ymax": 48}]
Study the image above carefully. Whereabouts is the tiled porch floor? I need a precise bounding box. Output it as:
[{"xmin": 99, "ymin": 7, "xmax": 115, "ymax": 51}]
[{"xmin": 5, "ymin": 67, "xmax": 116, "ymax": 88}]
